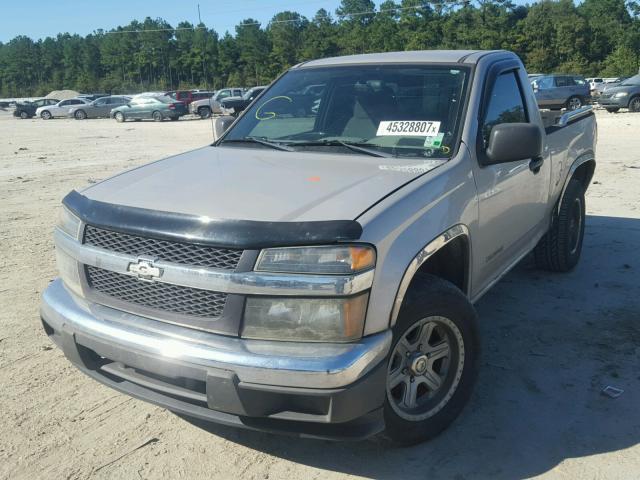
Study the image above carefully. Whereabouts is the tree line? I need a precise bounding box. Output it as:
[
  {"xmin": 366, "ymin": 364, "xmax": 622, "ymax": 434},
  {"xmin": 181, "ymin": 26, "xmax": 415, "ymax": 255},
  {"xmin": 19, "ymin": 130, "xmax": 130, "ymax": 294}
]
[{"xmin": 1, "ymin": 0, "xmax": 639, "ymax": 98}]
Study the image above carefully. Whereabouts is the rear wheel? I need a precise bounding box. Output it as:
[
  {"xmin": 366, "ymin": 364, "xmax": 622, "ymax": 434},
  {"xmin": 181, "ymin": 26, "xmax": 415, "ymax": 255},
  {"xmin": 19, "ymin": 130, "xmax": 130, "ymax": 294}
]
[
  {"xmin": 74, "ymin": 110, "xmax": 87, "ymax": 120},
  {"xmin": 41, "ymin": 110, "xmax": 52, "ymax": 120},
  {"xmin": 198, "ymin": 106, "xmax": 211, "ymax": 119},
  {"xmin": 152, "ymin": 111, "xmax": 163, "ymax": 122},
  {"xmin": 114, "ymin": 111, "xmax": 125, "ymax": 123},
  {"xmin": 605, "ymin": 107, "xmax": 620, "ymax": 113},
  {"xmin": 628, "ymin": 96, "xmax": 640, "ymax": 112},
  {"xmin": 19, "ymin": 111, "xmax": 29, "ymax": 119},
  {"xmin": 566, "ymin": 96, "xmax": 583, "ymax": 110},
  {"xmin": 534, "ymin": 178, "xmax": 585, "ymax": 272},
  {"xmin": 383, "ymin": 274, "xmax": 479, "ymax": 445}
]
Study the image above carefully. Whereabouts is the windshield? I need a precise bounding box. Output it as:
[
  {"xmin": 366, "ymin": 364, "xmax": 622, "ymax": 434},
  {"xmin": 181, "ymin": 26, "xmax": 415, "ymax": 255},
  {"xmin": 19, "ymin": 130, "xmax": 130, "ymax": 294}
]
[
  {"xmin": 221, "ymin": 65, "xmax": 470, "ymax": 159},
  {"xmin": 621, "ymin": 74, "xmax": 640, "ymax": 86}
]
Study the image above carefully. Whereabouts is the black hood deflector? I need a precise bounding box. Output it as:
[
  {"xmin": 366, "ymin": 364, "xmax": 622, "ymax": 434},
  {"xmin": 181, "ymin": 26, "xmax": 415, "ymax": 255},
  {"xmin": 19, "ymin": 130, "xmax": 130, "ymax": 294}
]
[{"xmin": 63, "ymin": 190, "xmax": 362, "ymax": 249}]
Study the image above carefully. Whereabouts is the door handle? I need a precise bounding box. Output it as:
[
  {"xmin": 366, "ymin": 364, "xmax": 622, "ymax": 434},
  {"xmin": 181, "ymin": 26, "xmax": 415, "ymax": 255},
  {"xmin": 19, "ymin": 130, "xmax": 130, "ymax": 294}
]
[{"xmin": 529, "ymin": 156, "xmax": 544, "ymax": 173}]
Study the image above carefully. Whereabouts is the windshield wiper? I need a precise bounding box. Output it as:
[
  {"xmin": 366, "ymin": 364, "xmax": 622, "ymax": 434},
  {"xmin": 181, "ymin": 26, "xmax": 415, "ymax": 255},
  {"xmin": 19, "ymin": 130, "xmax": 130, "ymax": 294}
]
[
  {"xmin": 220, "ymin": 136, "xmax": 294, "ymax": 152},
  {"xmin": 284, "ymin": 140, "xmax": 394, "ymax": 158}
]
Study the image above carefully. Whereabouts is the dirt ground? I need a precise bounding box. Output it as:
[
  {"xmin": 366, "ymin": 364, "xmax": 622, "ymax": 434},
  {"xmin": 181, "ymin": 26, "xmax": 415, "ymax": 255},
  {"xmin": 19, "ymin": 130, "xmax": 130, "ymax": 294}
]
[{"xmin": 0, "ymin": 108, "xmax": 638, "ymax": 480}]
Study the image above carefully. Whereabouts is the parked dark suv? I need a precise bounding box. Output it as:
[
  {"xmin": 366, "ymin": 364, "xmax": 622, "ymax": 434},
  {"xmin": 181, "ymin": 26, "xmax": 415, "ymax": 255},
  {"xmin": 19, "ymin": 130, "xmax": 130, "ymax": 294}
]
[{"xmin": 531, "ymin": 74, "xmax": 590, "ymax": 110}]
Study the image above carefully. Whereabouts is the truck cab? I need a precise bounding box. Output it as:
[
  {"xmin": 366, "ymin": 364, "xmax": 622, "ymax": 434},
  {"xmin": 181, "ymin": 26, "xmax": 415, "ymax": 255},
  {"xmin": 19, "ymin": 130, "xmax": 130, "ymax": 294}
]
[{"xmin": 41, "ymin": 50, "xmax": 596, "ymax": 444}]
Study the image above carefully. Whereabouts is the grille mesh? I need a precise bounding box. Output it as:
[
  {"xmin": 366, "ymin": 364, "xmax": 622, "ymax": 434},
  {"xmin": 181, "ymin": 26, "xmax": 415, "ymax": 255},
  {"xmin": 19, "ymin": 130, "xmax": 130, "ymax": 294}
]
[
  {"xmin": 86, "ymin": 266, "xmax": 227, "ymax": 318},
  {"xmin": 84, "ymin": 225, "xmax": 242, "ymax": 270}
]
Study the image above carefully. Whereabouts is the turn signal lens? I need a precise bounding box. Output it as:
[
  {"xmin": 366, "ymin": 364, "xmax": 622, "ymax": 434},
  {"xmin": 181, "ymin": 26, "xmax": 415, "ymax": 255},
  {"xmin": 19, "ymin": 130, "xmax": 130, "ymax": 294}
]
[
  {"xmin": 256, "ymin": 245, "xmax": 376, "ymax": 275},
  {"xmin": 58, "ymin": 206, "xmax": 81, "ymax": 239}
]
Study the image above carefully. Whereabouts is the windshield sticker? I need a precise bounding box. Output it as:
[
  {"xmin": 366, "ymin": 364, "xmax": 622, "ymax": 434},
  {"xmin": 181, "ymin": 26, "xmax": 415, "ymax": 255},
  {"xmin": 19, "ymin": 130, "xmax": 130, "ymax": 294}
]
[
  {"xmin": 377, "ymin": 120, "xmax": 441, "ymax": 137},
  {"xmin": 379, "ymin": 159, "xmax": 447, "ymax": 173},
  {"xmin": 423, "ymin": 133, "xmax": 445, "ymax": 147}
]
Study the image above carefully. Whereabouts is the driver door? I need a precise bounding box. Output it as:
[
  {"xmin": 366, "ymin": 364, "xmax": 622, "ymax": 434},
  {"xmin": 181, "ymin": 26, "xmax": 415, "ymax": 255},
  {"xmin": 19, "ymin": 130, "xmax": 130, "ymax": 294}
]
[{"xmin": 471, "ymin": 65, "xmax": 551, "ymax": 297}]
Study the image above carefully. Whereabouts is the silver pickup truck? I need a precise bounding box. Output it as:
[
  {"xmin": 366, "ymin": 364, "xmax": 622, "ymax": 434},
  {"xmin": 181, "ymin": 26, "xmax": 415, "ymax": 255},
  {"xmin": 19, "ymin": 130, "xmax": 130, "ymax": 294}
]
[{"xmin": 41, "ymin": 50, "xmax": 596, "ymax": 445}]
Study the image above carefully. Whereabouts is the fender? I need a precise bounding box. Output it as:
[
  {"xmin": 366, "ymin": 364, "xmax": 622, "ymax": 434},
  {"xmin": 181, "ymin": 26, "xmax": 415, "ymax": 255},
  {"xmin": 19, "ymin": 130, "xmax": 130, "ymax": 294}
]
[
  {"xmin": 389, "ymin": 224, "xmax": 471, "ymax": 327},
  {"xmin": 556, "ymin": 152, "xmax": 596, "ymax": 216}
]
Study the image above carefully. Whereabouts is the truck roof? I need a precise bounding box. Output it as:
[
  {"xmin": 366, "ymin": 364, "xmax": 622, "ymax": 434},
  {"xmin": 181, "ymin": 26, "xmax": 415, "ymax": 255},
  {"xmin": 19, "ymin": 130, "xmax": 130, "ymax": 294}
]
[{"xmin": 297, "ymin": 50, "xmax": 512, "ymax": 68}]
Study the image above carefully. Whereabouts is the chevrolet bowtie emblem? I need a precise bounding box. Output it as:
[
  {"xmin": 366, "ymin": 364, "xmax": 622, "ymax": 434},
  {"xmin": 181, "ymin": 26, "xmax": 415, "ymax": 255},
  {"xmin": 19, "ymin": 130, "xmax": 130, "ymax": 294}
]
[{"xmin": 127, "ymin": 258, "xmax": 162, "ymax": 281}]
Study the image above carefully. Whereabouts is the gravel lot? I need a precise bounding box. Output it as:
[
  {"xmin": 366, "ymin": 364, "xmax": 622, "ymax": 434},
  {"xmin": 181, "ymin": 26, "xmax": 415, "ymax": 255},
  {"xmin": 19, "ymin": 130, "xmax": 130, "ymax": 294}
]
[{"xmin": 0, "ymin": 109, "xmax": 638, "ymax": 480}]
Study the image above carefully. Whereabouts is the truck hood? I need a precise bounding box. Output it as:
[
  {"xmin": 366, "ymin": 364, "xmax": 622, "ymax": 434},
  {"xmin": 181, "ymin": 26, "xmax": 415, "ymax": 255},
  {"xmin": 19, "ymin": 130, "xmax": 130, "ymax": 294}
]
[{"xmin": 82, "ymin": 146, "xmax": 445, "ymax": 222}]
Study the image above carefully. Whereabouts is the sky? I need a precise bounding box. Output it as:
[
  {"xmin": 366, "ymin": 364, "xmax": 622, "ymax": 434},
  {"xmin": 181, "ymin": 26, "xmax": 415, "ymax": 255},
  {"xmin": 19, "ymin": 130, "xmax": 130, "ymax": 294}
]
[
  {"xmin": 1, "ymin": 0, "xmax": 532, "ymax": 43},
  {"xmin": 0, "ymin": 0, "xmax": 346, "ymax": 42}
]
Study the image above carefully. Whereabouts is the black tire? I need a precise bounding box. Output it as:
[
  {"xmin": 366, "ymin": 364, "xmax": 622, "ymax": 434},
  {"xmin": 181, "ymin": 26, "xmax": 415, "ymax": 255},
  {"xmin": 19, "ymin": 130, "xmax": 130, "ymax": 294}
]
[
  {"xmin": 605, "ymin": 107, "xmax": 620, "ymax": 113},
  {"xmin": 198, "ymin": 106, "xmax": 211, "ymax": 119},
  {"xmin": 41, "ymin": 110, "xmax": 52, "ymax": 120},
  {"xmin": 383, "ymin": 274, "xmax": 479, "ymax": 446},
  {"xmin": 74, "ymin": 109, "xmax": 87, "ymax": 120},
  {"xmin": 114, "ymin": 111, "xmax": 125, "ymax": 123},
  {"xmin": 628, "ymin": 96, "xmax": 640, "ymax": 112},
  {"xmin": 534, "ymin": 178, "xmax": 585, "ymax": 272},
  {"xmin": 566, "ymin": 96, "xmax": 583, "ymax": 110},
  {"xmin": 170, "ymin": 116, "xmax": 179, "ymax": 121},
  {"xmin": 19, "ymin": 111, "xmax": 28, "ymax": 119},
  {"xmin": 152, "ymin": 111, "xmax": 163, "ymax": 122}
]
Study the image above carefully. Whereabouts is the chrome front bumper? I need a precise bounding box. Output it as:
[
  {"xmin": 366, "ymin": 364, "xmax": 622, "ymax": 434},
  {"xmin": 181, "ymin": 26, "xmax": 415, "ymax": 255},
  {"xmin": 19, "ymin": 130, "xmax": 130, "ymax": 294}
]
[{"xmin": 41, "ymin": 279, "xmax": 392, "ymax": 389}]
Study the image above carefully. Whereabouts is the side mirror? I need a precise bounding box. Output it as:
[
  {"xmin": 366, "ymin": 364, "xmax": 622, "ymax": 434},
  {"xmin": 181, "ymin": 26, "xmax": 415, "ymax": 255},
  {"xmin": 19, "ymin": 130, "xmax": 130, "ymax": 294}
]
[
  {"xmin": 213, "ymin": 115, "xmax": 235, "ymax": 141},
  {"xmin": 485, "ymin": 123, "xmax": 542, "ymax": 164}
]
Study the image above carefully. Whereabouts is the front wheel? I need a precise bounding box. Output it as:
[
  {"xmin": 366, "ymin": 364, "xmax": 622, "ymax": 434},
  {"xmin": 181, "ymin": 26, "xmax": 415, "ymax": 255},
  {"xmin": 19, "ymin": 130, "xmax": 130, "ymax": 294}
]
[
  {"xmin": 74, "ymin": 110, "xmax": 87, "ymax": 120},
  {"xmin": 19, "ymin": 111, "xmax": 29, "ymax": 119},
  {"xmin": 383, "ymin": 274, "xmax": 479, "ymax": 445},
  {"xmin": 198, "ymin": 106, "xmax": 211, "ymax": 119},
  {"xmin": 41, "ymin": 110, "xmax": 52, "ymax": 120},
  {"xmin": 566, "ymin": 96, "xmax": 583, "ymax": 110},
  {"xmin": 152, "ymin": 111, "xmax": 163, "ymax": 122},
  {"xmin": 534, "ymin": 178, "xmax": 585, "ymax": 272},
  {"xmin": 628, "ymin": 96, "xmax": 640, "ymax": 112},
  {"xmin": 605, "ymin": 107, "xmax": 620, "ymax": 113},
  {"xmin": 114, "ymin": 111, "xmax": 125, "ymax": 123}
]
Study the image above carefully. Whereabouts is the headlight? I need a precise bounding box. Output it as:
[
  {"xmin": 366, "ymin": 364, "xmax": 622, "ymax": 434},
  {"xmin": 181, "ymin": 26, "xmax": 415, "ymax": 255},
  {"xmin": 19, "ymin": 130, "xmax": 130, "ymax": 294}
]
[
  {"xmin": 58, "ymin": 206, "xmax": 81, "ymax": 239},
  {"xmin": 242, "ymin": 294, "xmax": 368, "ymax": 342},
  {"xmin": 614, "ymin": 92, "xmax": 629, "ymax": 98},
  {"xmin": 256, "ymin": 245, "xmax": 376, "ymax": 274}
]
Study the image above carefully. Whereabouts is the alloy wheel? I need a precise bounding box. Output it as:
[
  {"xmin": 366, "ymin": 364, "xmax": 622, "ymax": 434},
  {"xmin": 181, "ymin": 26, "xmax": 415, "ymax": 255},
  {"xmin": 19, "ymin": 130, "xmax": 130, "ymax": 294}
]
[
  {"xmin": 386, "ymin": 316, "xmax": 464, "ymax": 421},
  {"xmin": 568, "ymin": 97, "xmax": 582, "ymax": 110}
]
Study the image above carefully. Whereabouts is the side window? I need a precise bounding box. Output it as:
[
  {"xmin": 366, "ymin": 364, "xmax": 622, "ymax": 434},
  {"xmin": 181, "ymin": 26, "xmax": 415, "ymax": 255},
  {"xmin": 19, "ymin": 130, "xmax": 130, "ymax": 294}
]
[
  {"xmin": 555, "ymin": 76, "xmax": 574, "ymax": 87},
  {"xmin": 536, "ymin": 77, "xmax": 553, "ymax": 89},
  {"xmin": 218, "ymin": 90, "xmax": 231, "ymax": 99},
  {"xmin": 482, "ymin": 71, "xmax": 527, "ymax": 145},
  {"xmin": 95, "ymin": 98, "xmax": 107, "ymax": 106},
  {"xmin": 59, "ymin": 100, "xmax": 70, "ymax": 106}
]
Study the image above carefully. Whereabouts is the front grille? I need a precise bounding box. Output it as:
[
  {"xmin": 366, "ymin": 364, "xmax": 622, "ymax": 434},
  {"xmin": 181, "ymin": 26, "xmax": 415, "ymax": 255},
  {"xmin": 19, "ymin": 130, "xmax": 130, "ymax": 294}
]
[
  {"xmin": 86, "ymin": 266, "xmax": 227, "ymax": 318},
  {"xmin": 84, "ymin": 225, "xmax": 243, "ymax": 270}
]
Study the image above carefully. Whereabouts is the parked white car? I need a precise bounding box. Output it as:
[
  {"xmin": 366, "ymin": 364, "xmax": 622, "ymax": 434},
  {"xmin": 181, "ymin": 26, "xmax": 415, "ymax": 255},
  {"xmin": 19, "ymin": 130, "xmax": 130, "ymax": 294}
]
[{"xmin": 36, "ymin": 98, "xmax": 91, "ymax": 119}]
